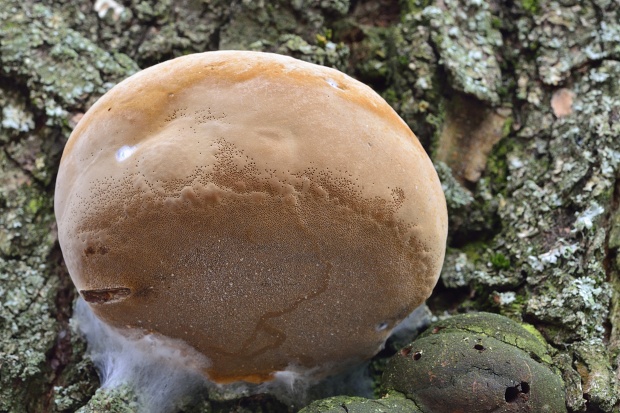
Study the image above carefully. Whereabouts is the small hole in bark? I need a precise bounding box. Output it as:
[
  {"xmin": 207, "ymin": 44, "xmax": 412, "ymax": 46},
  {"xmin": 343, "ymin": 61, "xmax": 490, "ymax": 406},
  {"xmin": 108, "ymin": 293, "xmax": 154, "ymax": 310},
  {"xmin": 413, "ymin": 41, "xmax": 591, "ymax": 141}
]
[
  {"xmin": 474, "ymin": 344, "xmax": 485, "ymax": 351},
  {"xmin": 505, "ymin": 386, "xmax": 519, "ymax": 402},
  {"xmin": 400, "ymin": 348, "xmax": 412, "ymax": 357},
  {"xmin": 505, "ymin": 381, "xmax": 530, "ymax": 403},
  {"xmin": 521, "ymin": 381, "xmax": 530, "ymax": 393},
  {"xmin": 413, "ymin": 352, "xmax": 422, "ymax": 360}
]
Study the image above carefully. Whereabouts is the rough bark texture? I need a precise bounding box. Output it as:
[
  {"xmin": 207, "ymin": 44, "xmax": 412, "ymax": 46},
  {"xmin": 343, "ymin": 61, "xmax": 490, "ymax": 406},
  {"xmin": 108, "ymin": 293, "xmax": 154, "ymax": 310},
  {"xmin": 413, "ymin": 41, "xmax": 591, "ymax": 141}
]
[{"xmin": 0, "ymin": 0, "xmax": 618, "ymax": 412}]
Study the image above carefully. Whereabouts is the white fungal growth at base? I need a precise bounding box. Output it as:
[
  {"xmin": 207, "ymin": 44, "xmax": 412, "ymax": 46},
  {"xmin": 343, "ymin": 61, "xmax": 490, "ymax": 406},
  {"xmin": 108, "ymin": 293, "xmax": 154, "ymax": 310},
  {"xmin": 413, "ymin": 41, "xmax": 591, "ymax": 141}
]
[
  {"xmin": 72, "ymin": 298, "xmax": 389, "ymax": 412},
  {"xmin": 94, "ymin": 0, "xmax": 125, "ymax": 20},
  {"xmin": 115, "ymin": 145, "xmax": 138, "ymax": 162},
  {"xmin": 73, "ymin": 299, "xmax": 209, "ymax": 413},
  {"xmin": 207, "ymin": 362, "xmax": 374, "ymax": 408}
]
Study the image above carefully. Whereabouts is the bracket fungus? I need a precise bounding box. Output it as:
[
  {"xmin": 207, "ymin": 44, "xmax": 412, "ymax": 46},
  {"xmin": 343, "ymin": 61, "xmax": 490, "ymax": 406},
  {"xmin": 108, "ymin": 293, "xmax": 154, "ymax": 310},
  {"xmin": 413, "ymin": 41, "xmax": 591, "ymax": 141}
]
[
  {"xmin": 55, "ymin": 51, "xmax": 448, "ymax": 386},
  {"xmin": 383, "ymin": 313, "xmax": 567, "ymax": 413}
]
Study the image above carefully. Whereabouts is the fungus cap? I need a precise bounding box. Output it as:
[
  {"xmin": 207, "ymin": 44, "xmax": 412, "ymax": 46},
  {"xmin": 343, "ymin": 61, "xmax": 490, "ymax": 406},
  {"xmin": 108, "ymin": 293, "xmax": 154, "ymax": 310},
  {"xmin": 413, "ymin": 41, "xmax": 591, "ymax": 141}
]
[{"xmin": 55, "ymin": 51, "xmax": 448, "ymax": 384}]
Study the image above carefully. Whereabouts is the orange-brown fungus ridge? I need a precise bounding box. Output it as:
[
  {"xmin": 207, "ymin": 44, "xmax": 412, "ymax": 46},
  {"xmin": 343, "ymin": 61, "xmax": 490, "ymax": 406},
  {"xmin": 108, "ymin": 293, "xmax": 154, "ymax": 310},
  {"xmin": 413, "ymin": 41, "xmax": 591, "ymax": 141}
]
[{"xmin": 55, "ymin": 51, "xmax": 448, "ymax": 384}]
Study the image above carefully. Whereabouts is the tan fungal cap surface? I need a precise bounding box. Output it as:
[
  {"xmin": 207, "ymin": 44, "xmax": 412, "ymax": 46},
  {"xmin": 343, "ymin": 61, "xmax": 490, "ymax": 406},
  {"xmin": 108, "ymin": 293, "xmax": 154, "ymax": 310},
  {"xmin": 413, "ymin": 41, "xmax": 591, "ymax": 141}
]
[{"xmin": 55, "ymin": 51, "xmax": 448, "ymax": 384}]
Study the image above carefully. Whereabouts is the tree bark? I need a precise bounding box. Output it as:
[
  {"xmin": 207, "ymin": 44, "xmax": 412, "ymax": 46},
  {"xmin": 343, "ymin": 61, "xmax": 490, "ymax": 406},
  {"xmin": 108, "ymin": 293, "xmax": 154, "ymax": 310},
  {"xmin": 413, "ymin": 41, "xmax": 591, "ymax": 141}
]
[{"xmin": 0, "ymin": 0, "xmax": 618, "ymax": 412}]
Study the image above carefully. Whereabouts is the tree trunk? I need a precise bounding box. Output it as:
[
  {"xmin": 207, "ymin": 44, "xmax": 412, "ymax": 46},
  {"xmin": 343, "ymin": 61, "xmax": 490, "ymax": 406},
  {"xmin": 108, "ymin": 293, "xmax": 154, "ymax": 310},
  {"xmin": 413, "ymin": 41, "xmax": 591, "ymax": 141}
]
[{"xmin": 0, "ymin": 0, "xmax": 618, "ymax": 412}]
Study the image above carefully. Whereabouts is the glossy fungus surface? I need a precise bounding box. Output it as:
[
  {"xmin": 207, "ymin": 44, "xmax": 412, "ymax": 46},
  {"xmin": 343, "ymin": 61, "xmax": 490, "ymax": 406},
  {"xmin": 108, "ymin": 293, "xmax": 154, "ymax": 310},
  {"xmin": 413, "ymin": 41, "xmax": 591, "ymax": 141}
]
[{"xmin": 55, "ymin": 51, "xmax": 448, "ymax": 384}]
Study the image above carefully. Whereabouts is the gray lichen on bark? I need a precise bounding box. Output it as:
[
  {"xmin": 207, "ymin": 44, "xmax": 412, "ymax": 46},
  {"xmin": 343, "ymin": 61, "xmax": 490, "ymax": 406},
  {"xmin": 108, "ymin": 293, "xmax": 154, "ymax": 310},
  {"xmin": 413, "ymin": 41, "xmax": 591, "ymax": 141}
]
[
  {"xmin": 0, "ymin": 0, "xmax": 619, "ymax": 412},
  {"xmin": 0, "ymin": 1, "xmax": 135, "ymax": 411}
]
